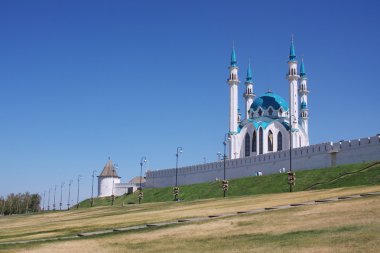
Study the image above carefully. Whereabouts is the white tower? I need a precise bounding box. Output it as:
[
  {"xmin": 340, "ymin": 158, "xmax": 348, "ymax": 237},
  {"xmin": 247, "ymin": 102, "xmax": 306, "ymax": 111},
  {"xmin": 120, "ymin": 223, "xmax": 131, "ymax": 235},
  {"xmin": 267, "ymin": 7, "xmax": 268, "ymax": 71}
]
[
  {"xmin": 227, "ymin": 46, "xmax": 240, "ymax": 158},
  {"xmin": 243, "ymin": 62, "xmax": 255, "ymax": 119},
  {"xmin": 98, "ymin": 159, "xmax": 120, "ymax": 197},
  {"xmin": 286, "ymin": 36, "xmax": 300, "ymax": 147},
  {"xmin": 299, "ymin": 58, "xmax": 309, "ymax": 135}
]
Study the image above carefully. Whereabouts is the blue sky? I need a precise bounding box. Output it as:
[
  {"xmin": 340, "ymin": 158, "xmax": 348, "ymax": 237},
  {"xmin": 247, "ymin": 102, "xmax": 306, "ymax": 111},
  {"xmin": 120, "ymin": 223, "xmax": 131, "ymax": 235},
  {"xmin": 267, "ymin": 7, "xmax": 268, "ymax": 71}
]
[{"xmin": 1, "ymin": 0, "xmax": 379, "ymax": 205}]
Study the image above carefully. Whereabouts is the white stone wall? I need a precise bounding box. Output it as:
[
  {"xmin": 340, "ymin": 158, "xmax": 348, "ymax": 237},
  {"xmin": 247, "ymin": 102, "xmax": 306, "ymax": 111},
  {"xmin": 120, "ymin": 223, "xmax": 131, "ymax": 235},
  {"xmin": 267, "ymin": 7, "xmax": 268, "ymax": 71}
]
[
  {"xmin": 114, "ymin": 183, "xmax": 136, "ymax": 196},
  {"xmin": 146, "ymin": 135, "xmax": 380, "ymax": 188}
]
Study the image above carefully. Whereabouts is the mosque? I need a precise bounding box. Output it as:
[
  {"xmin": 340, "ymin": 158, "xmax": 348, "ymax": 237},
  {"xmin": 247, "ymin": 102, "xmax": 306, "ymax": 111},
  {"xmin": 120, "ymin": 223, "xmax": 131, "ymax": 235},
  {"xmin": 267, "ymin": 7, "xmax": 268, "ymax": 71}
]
[
  {"xmin": 228, "ymin": 37, "xmax": 310, "ymax": 159},
  {"xmin": 98, "ymin": 37, "xmax": 380, "ymax": 190}
]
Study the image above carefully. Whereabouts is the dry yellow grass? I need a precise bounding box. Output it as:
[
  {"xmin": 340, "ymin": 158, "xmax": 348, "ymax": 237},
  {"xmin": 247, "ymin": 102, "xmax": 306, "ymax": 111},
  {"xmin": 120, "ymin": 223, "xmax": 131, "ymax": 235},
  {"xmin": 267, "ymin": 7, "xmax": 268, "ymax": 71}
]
[{"xmin": 1, "ymin": 185, "xmax": 380, "ymax": 252}]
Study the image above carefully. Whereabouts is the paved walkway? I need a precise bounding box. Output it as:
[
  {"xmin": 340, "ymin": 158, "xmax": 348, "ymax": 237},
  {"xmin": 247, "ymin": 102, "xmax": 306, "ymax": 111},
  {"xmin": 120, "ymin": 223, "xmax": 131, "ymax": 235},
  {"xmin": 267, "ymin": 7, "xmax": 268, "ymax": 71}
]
[{"xmin": 1, "ymin": 191, "xmax": 379, "ymax": 246}]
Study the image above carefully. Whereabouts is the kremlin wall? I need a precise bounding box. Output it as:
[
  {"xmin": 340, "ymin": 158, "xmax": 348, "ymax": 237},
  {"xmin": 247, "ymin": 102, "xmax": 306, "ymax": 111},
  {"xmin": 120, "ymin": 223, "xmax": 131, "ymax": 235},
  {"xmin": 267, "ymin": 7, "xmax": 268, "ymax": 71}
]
[{"xmin": 145, "ymin": 135, "xmax": 380, "ymax": 188}]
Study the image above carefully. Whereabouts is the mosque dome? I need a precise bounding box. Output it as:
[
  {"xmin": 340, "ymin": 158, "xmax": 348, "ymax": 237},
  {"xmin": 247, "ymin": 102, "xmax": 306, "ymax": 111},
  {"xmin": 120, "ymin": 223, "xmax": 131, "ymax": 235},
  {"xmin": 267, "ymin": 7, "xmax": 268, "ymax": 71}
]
[{"xmin": 250, "ymin": 91, "xmax": 289, "ymax": 112}]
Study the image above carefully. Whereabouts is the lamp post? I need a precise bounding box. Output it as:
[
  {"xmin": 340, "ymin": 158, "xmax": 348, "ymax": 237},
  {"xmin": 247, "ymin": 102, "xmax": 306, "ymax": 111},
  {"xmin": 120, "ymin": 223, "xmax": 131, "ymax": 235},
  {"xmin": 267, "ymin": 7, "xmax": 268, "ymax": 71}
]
[
  {"xmin": 91, "ymin": 170, "xmax": 97, "ymax": 207},
  {"xmin": 48, "ymin": 188, "xmax": 51, "ymax": 211},
  {"xmin": 111, "ymin": 164, "xmax": 118, "ymax": 206},
  {"xmin": 60, "ymin": 182, "xmax": 64, "ymax": 210},
  {"xmin": 76, "ymin": 175, "xmax": 82, "ymax": 209},
  {"xmin": 53, "ymin": 185, "xmax": 57, "ymax": 211},
  {"xmin": 223, "ymin": 133, "xmax": 231, "ymax": 197},
  {"xmin": 139, "ymin": 156, "xmax": 147, "ymax": 204},
  {"xmin": 67, "ymin": 179, "xmax": 72, "ymax": 210},
  {"xmin": 288, "ymin": 114, "xmax": 296, "ymax": 192},
  {"xmin": 42, "ymin": 191, "xmax": 46, "ymax": 212},
  {"xmin": 174, "ymin": 147, "xmax": 183, "ymax": 201}
]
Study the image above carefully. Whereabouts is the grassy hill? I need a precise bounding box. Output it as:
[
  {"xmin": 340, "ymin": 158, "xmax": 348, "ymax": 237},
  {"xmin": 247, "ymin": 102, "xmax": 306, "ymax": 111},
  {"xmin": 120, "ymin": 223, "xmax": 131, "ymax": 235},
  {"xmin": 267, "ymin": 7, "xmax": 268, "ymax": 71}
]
[
  {"xmin": 1, "ymin": 185, "xmax": 380, "ymax": 252},
  {"xmin": 80, "ymin": 161, "xmax": 380, "ymax": 207}
]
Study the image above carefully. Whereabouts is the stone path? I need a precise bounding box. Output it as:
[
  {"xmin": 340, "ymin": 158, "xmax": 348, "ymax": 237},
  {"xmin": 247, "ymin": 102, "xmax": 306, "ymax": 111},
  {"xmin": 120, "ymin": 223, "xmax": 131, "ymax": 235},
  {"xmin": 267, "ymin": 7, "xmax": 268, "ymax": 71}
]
[{"xmin": 1, "ymin": 191, "xmax": 379, "ymax": 246}]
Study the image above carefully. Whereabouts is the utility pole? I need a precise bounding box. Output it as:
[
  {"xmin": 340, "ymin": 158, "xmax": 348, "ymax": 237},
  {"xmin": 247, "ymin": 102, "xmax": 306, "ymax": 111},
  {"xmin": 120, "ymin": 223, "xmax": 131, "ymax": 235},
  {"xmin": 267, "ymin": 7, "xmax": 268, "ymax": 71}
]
[
  {"xmin": 91, "ymin": 170, "xmax": 97, "ymax": 207},
  {"xmin": 76, "ymin": 175, "xmax": 82, "ymax": 209},
  {"xmin": 60, "ymin": 182, "xmax": 64, "ymax": 210},
  {"xmin": 67, "ymin": 179, "xmax": 73, "ymax": 210},
  {"xmin": 48, "ymin": 188, "xmax": 51, "ymax": 211},
  {"xmin": 42, "ymin": 191, "xmax": 46, "ymax": 212},
  {"xmin": 223, "ymin": 133, "xmax": 231, "ymax": 197},
  {"xmin": 111, "ymin": 164, "xmax": 118, "ymax": 206},
  {"xmin": 53, "ymin": 185, "xmax": 57, "ymax": 211},
  {"xmin": 173, "ymin": 147, "xmax": 183, "ymax": 201},
  {"xmin": 139, "ymin": 157, "xmax": 147, "ymax": 204}
]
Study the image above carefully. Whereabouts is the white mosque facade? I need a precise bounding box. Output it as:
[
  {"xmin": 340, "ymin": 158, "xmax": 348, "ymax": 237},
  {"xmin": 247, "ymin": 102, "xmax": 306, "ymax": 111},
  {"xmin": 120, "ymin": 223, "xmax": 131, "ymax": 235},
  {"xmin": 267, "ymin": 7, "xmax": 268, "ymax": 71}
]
[{"xmin": 228, "ymin": 37, "xmax": 309, "ymax": 159}]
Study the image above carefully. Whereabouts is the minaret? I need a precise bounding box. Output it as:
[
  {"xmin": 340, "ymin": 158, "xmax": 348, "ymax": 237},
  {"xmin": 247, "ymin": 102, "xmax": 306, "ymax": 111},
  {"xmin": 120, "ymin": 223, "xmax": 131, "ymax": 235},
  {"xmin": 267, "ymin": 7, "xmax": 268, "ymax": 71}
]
[
  {"xmin": 287, "ymin": 35, "xmax": 300, "ymax": 131},
  {"xmin": 299, "ymin": 58, "xmax": 309, "ymax": 136},
  {"xmin": 227, "ymin": 45, "xmax": 240, "ymax": 159},
  {"xmin": 243, "ymin": 62, "xmax": 255, "ymax": 119},
  {"xmin": 227, "ymin": 46, "xmax": 240, "ymax": 133}
]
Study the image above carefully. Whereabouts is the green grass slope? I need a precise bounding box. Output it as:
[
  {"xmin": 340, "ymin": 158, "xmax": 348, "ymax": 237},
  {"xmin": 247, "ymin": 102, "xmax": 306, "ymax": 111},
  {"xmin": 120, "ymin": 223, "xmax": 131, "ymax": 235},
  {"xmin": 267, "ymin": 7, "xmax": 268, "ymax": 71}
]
[{"xmin": 80, "ymin": 161, "xmax": 380, "ymax": 207}]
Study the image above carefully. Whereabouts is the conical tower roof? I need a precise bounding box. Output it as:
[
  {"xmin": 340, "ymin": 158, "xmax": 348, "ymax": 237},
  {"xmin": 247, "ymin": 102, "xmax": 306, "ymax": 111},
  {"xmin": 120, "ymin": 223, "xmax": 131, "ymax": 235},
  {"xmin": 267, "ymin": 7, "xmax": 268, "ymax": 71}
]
[
  {"xmin": 300, "ymin": 58, "xmax": 306, "ymax": 77},
  {"xmin": 289, "ymin": 35, "xmax": 296, "ymax": 61},
  {"xmin": 98, "ymin": 159, "xmax": 120, "ymax": 178},
  {"xmin": 231, "ymin": 47, "xmax": 237, "ymax": 67}
]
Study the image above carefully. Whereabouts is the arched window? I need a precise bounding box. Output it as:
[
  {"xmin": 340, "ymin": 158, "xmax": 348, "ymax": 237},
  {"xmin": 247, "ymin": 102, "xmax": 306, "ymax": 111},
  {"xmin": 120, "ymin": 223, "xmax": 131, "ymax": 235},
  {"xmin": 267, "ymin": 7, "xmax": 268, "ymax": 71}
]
[
  {"xmin": 252, "ymin": 131, "xmax": 257, "ymax": 153},
  {"xmin": 277, "ymin": 132, "xmax": 283, "ymax": 151},
  {"xmin": 268, "ymin": 130, "xmax": 273, "ymax": 152},
  {"xmin": 299, "ymin": 136, "xmax": 302, "ymax": 147},
  {"xmin": 258, "ymin": 109, "xmax": 263, "ymax": 116},
  {"xmin": 245, "ymin": 133, "xmax": 250, "ymax": 157},
  {"xmin": 268, "ymin": 108, "xmax": 273, "ymax": 116},
  {"xmin": 259, "ymin": 128, "xmax": 263, "ymax": 154}
]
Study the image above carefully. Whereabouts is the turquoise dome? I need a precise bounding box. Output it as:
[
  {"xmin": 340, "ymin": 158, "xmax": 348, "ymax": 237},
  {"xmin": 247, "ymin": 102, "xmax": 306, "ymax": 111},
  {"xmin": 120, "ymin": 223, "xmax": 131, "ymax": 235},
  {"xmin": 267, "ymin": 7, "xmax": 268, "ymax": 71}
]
[{"xmin": 250, "ymin": 92, "xmax": 289, "ymax": 111}]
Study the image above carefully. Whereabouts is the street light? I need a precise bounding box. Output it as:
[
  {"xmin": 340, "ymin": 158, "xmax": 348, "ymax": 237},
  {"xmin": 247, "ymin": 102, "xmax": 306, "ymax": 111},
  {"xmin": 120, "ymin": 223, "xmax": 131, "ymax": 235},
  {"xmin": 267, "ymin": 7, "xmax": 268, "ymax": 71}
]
[
  {"xmin": 288, "ymin": 114, "xmax": 297, "ymax": 192},
  {"xmin": 91, "ymin": 170, "xmax": 97, "ymax": 207},
  {"xmin": 76, "ymin": 175, "xmax": 82, "ymax": 209},
  {"xmin": 53, "ymin": 185, "xmax": 57, "ymax": 211},
  {"xmin": 48, "ymin": 187, "xmax": 51, "ymax": 211},
  {"xmin": 60, "ymin": 182, "xmax": 64, "ymax": 210},
  {"xmin": 42, "ymin": 191, "xmax": 46, "ymax": 212},
  {"xmin": 67, "ymin": 179, "xmax": 73, "ymax": 210},
  {"xmin": 174, "ymin": 147, "xmax": 183, "ymax": 201},
  {"xmin": 139, "ymin": 156, "xmax": 147, "ymax": 204},
  {"xmin": 223, "ymin": 133, "xmax": 231, "ymax": 197},
  {"xmin": 111, "ymin": 164, "xmax": 118, "ymax": 206}
]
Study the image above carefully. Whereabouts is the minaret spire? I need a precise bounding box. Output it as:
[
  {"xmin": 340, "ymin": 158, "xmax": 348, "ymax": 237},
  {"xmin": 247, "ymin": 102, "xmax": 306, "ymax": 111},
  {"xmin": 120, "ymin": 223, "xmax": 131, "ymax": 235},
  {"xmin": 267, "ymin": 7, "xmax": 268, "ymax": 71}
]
[
  {"xmin": 246, "ymin": 60, "xmax": 252, "ymax": 82},
  {"xmin": 299, "ymin": 57, "xmax": 309, "ymax": 138},
  {"xmin": 287, "ymin": 34, "xmax": 300, "ymax": 147},
  {"xmin": 227, "ymin": 43, "xmax": 240, "ymax": 158},
  {"xmin": 231, "ymin": 41, "xmax": 237, "ymax": 67},
  {"xmin": 300, "ymin": 57, "xmax": 306, "ymax": 77},
  {"xmin": 243, "ymin": 59, "xmax": 255, "ymax": 119},
  {"xmin": 289, "ymin": 34, "xmax": 296, "ymax": 61}
]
